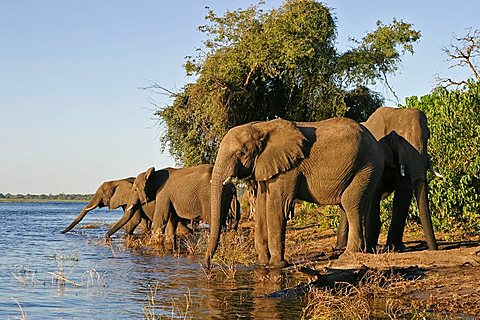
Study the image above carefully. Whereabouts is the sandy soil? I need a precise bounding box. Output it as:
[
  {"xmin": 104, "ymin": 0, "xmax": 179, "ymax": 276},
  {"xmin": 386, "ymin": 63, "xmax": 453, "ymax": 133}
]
[{"xmin": 282, "ymin": 224, "xmax": 480, "ymax": 317}]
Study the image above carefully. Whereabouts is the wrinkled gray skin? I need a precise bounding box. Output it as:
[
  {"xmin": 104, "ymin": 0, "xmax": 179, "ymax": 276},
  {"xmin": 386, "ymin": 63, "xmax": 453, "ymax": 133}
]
[
  {"xmin": 61, "ymin": 178, "xmax": 151, "ymax": 235},
  {"xmin": 337, "ymin": 107, "xmax": 438, "ymax": 251},
  {"xmin": 61, "ymin": 178, "xmax": 191, "ymax": 236},
  {"xmin": 106, "ymin": 164, "xmax": 240, "ymax": 246},
  {"xmin": 206, "ymin": 118, "xmax": 385, "ymax": 269}
]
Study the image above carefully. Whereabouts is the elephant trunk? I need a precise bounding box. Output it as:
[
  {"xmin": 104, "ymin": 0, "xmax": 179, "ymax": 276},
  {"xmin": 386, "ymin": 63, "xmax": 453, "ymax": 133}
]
[
  {"xmin": 205, "ymin": 161, "xmax": 235, "ymax": 268},
  {"xmin": 413, "ymin": 179, "xmax": 438, "ymax": 250},
  {"xmin": 61, "ymin": 196, "xmax": 100, "ymax": 233}
]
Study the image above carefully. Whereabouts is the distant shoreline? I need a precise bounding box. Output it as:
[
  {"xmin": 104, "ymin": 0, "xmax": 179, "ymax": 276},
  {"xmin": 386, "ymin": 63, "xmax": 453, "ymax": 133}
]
[
  {"xmin": 0, "ymin": 193, "xmax": 92, "ymax": 203},
  {"xmin": 0, "ymin": 198, "xmax": 89, "ymax": 203}
]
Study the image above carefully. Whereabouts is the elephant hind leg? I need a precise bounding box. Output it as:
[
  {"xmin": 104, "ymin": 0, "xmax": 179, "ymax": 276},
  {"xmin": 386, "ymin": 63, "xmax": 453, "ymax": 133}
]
[{"xmin": 341, "ymin": 167, "xmax": 382, "ymax": 253}]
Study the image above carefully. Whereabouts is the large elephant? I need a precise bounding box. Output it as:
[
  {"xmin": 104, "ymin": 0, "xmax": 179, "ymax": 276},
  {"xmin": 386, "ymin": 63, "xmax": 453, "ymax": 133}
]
[
  {"xmin": 205, "ymin": 118, "xmax": 385, "ymax": 268},
  {"xmin": 105, "ymin": 164, "xmax": 241, "ymax": 244},
  {"xmin": 61, "ymin": 178, "xmax": 190, "ymax": 236},
  {"xmin": 337, "ymin": 107, "xmax": 438, "ymax": 251}
]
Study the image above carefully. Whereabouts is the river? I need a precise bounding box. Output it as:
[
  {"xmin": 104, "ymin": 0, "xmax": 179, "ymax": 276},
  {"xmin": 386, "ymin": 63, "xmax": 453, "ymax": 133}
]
[{"xmin": 0, "ymin": 202, "xmax": 306, "ymax": 319}]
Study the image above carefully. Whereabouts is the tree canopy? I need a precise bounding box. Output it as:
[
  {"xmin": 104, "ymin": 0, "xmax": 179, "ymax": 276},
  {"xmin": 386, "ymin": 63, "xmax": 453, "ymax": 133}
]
[{"xmin": 157, "ymin": 0, "xmax": 421, "ymax": 166}]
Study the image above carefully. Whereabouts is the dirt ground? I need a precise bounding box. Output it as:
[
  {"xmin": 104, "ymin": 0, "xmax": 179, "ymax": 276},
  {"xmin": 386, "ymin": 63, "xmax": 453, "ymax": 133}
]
[{"xmin": 282, "ymin": 223, "xmax": 480, "ymax": 317}]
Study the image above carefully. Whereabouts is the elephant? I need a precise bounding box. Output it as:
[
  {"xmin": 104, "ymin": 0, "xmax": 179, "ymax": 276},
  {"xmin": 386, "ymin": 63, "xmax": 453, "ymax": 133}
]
[
  {"xmin": 61, "ymin": 178, "xmax": 190, "ymax": 236},
  {"xmin": 336, "ymin": 107, "xmax": 438, "ymax": 251},
  {"xmin": 105, "ymin": 164, "xmax": 241, "ymax": 247},
  {"xmin": 205, "ymin": 117, "xmax": 385, "ymax": 268}
]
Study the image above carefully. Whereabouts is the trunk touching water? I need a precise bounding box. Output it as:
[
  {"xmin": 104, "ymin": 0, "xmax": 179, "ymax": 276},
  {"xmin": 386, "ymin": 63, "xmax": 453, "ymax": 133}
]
[
  {"xmin": 61, "ymin": 196, "xmax": 101, "ymax": 233},
  {"xmin": 205, "ymin": 161, "xmax": 235, "ymax": 268},
  {"xmin": 413, "ymin": 179, "xmax": 438, "ymax": 250}
]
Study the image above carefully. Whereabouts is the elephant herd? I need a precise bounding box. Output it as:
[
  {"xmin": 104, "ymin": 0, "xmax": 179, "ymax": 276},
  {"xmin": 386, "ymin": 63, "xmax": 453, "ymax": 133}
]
[
  {"xmin": 62, "ymin": 164, "xmax": 241, "ymax": 249},
  {"xmin": 63, "ymin": 106, "xmax": 440, "ymax": 269}
]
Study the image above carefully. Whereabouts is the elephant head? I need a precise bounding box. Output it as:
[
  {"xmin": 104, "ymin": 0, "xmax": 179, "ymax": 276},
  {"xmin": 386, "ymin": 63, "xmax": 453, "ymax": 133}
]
[
  {"xmin": 61, "ymin": 178, "xmax": 135, "ymax": 233},
  {"xmin": 205, "ymin": 119, "xmax": 307, "ymax": 266},
  {"xmin": 104, "ymin": 167, "xmax": 170, "ymax": 238},
  {"xmin": 364, "ymin": 107, "xmax": 437, "ymax": 250},
  {"xmin": 127, "ymin": 167, "xmax": 156, "ymax": 208}
]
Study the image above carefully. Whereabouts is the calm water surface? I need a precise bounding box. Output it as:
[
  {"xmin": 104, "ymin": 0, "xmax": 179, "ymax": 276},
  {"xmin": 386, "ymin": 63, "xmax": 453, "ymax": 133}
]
[{"xmin": 0, "ymin": 202, "xmax": 306, "ymax": 319}]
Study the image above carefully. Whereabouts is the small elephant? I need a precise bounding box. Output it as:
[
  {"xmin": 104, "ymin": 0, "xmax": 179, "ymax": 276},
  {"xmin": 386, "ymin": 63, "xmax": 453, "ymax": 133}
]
[
  {"xmin": 337, "ymin": 107, "xmax": 438, "ymax": 251},
  {"xmin": 105, "ymin": 164, "xmax": 241, "ymax": 246},
  {"xmin": 206, "ymin": 118, "xmax": 385, "ymax": 268},
  {"xmin": 61, "ymin": 178, "xmax": 190, "ymax": 236}
]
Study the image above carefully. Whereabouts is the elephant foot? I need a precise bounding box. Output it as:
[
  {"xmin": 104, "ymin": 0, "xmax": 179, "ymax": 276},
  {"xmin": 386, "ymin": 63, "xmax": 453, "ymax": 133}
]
[
  {"xmin": 256, "ymin": 253, "xmax": 270, "ymax": 267},
  {"xmin": 267, "ymin": 258, "xmax": 289, "ymax": 269},
  {"xmin": 385, "ymin": 242, "xmax": 406, "ymax": 252}
]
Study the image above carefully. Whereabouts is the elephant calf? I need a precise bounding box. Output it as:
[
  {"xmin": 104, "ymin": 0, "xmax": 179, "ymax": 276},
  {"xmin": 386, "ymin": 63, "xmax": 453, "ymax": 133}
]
[{"xmin": 105, "ymin": 164, "xmax": 241, "ymax": 248}]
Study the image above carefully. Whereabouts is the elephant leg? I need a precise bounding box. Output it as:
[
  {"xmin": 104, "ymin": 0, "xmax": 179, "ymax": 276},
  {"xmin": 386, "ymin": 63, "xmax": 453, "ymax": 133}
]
[
  {"xmin": 265, "ymin": 177, "xmax": 295, "ymax": 268},
  {"xmin": 266, "ymin": 194, "xmax": 289, "ymax": 268},
  {"xmin": 341, "ymin": 167, "xmax": 382, "ymax": 253},
  {"xmin": 255, "ymin": 182, "xmax": 270, "ymax": 266},
  {"xmin": 164, "ymin": 212, "xmax": 179, "ymax": 251},
  {"xmin": 335, "ymin": 210, "xmax": 348, "ymax": 250},
  {"xmin": 386, "ymin": 186, "xmax": 413, "ymax": 251},
  {"xmin": 152, "ymin": 196, "xmax": 171, "ymax": 234},
  {"xmin": 123, "ymin": 209, "xmax": 143, "ymax": 235},
  {"xmin": 138, "ymin": 217, "xmax": 151, "ymax": 235},
  {"xmin": 176, "ymin": 219, "xmax": 193, "ymax": 236},
  {"xmin": 366, "ymin": 193, "xmax": 382, "ymax": 252}
]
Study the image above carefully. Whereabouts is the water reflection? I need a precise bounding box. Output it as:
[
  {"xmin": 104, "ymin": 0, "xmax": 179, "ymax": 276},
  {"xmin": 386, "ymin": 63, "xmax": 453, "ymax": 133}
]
[{"xmin": 0, "ymin": 202, "xmax": 307, "ymax": 319}]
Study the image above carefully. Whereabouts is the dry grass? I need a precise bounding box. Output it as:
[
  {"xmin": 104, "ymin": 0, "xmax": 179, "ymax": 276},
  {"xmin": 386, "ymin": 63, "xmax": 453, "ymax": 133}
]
[
  {"xmin": 143, "ymin": 282, "xmax": 193, "ymax": 320},
  {"xmin": 302, "ymin": 269, "xmax": 427, "ymax": 320},
  {"xmin": 12, "ymin": 297, "xmax": 27, "ymax": 320}
]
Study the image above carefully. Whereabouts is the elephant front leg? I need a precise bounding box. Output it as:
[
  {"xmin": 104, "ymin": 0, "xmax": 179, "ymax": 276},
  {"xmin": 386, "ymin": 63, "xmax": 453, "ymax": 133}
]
[
  {"xmin": 386, "ymin": 186, "xmax": 412, "ymax": 251},
  {"xmin": 254, "ymin": 183, "xmax": 270, "ymax": 266},
  {"xmin": 265, "ymin": 195, "xmax": 289, "ymax": 269}
]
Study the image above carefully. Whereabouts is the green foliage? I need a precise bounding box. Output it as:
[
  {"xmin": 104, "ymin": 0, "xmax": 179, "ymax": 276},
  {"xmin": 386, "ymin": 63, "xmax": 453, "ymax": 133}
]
[
  {"xmin": 158, "ymin": 0, "xmax": 420, "ymax": 165},
  {"xmin": 403, "ymin": 82, "xmax": 480, "ymax": 234},
  {"xmin": 293, "ymin": 202, "xmax": 341, "ymax": 231}
]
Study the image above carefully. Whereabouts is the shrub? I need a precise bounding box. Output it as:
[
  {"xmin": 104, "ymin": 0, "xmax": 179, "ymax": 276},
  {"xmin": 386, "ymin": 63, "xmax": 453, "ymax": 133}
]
[{"xmin": 403, "ymin": 82, "xmax": 480, "ymax": 234}]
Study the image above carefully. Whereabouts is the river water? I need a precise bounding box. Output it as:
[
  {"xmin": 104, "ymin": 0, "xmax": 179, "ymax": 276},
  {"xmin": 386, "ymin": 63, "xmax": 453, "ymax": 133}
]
[{"xmin": 0, "ymin": 202, "xmax": 306, "ymax": 319}]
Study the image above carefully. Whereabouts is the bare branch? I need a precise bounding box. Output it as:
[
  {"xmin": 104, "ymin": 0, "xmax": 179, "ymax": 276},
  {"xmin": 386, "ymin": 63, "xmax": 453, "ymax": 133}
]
[
  {"xmin": 139, "ymin": 81, "xmax": 180, "ymax": 97},
  {"xmin": 440, "ymin": 28, "xmax": 480, "ymax": 86}
]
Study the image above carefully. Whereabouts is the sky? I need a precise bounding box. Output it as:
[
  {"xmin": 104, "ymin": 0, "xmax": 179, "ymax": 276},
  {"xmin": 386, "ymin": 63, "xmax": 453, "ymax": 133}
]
[{"xmin": 0, "ymin": 1, "xmax": 478, "ymax": 194}]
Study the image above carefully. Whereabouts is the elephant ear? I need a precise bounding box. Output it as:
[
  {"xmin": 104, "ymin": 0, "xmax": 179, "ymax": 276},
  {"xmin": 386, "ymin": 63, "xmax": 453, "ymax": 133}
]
[
  {"xmin": 253, "ymin": 119, "xmax": 307, "ymax": 181},
  {"xmin": 108, "ymin": 186, "xmax": 130, "ymax": 210},
  {"xmin": 108, "ymin": 180, "xmax": 132, "ymax": 210}
]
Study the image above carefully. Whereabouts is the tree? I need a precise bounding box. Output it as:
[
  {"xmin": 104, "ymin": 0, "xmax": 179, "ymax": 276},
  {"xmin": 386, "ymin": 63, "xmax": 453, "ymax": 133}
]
[
  {"xmin": 157, "ymin": 0, "xmax": 421, "ymax": 166},
  {"xmin": 438, "ymin": 28, "xmax": 480, "ymax": 87},
  {"xmin": 404, "ymin": 83, "xmax": 480, "ymax": 233}
]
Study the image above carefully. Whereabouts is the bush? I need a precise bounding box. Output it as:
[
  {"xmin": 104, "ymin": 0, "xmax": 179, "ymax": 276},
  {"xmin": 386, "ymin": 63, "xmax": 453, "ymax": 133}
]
[{"xmin": 403, "ymin": 82, "xmax": 480, "ymax": 234}]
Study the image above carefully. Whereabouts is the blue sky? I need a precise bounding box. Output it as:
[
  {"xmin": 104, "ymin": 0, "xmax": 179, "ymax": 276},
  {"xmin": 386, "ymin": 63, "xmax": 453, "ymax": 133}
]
[{"xmin": 1, "ymin": 1, "xmax": 478, "ymax": 194}]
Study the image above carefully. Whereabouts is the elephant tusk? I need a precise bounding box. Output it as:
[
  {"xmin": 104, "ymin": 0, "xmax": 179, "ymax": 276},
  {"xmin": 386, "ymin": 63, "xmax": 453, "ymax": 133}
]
[
  {"xmin": 84, "ymin": 205, "xmax": 96, "ymax": 211},
  {"xmin": 126, "ymin": 204, "xmax": 134, "ymax": 211},
  {"xmin": 400, "ymin": 164, "xmax": 406, "ymax": 177},
  {"xmin": 430, "ymin": 167, "xmax": 444, "ymax": 179},
  {"xmin": 222, "ymin": 176, "xmax": 233, "ymax": 185}
]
